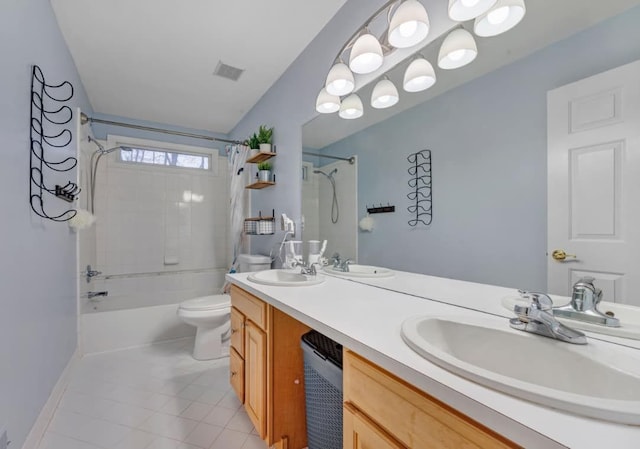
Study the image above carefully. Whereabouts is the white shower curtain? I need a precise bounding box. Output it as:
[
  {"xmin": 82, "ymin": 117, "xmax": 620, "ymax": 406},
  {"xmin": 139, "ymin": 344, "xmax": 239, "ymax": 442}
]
[{"xmin": 227, "ymin": 144, "xmax": 249, "ymax": 273}]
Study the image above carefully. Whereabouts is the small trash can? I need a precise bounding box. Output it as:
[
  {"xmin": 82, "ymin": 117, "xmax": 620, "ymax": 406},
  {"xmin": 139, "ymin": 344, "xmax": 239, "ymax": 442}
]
[{"xmin": 301, "ymin": 330, "xmax": 343, "ymax": 449}]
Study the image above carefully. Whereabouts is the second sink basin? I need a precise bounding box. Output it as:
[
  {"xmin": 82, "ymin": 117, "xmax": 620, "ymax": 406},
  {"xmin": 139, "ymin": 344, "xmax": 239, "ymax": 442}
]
[
  {"xmin": 401, "ymin": 314, "xmax": 640, "ymax": 424},
  {"xmin": 324, "ymin": 264, "xmax": 394, "ymax": 278},
  {"xmin": 247, "ymin": 269, "xmax": 325, "ymax": 287}
]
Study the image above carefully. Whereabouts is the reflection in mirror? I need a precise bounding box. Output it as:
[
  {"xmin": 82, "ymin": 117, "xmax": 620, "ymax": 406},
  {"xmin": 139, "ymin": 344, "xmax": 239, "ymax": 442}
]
[
  {"xmin": 302, "ymin": 4, "xmax": 640, "ymax": 309},
  {"xmin": 302, "ymin": 155, "xmax": 358, "ymax": 263}
]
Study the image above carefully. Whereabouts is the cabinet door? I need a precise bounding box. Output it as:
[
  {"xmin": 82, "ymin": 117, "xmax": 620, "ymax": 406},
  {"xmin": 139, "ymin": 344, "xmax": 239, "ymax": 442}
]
[
  {"xmin": 244, "ymin": 320, "xmax": 267, "ymax": 438},
  {"xmin": 230, "ymin": 307, "xmax": 245, "ymax": 357},
  {"xmin": 344, "ymin": 404, "xmax": 405, "ymax": 449},
  {"xmin": 230, "ymin": 347, "xmax": 244, "ymax": 403}
]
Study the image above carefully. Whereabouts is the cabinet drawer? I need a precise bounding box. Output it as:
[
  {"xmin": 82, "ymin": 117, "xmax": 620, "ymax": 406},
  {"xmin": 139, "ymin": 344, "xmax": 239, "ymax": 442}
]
[
  {"xmin": 230, "ymin": 285, "xmax": 267, "ymax": 330},
  {"xmin": 344, "ymin": 351, "xmax": 519, "ymax": 449},
  {"xmin": 230, "ymin": 347, "xmax": 244, "ymax": 404},
  {"xmin": 230, "ymin": 307, "xmax": 245, "ymax": 356},
  {"xmin": 344, "ymin": 403, "xmax": 405, "ymax": 449}
]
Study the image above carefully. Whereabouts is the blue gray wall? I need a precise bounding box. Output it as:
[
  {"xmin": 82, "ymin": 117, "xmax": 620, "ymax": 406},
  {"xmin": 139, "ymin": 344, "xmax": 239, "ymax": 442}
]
[
  {"xmin": 230, "ymin": 0, "xmax": 388, "ymax": 258},
  {"xmin": 0, "ymin": 0, "xmax": 92, "ymax": 446},
  {"xmin": 318, "ymin": 7, "xmax": 640, "ymax": 290}
]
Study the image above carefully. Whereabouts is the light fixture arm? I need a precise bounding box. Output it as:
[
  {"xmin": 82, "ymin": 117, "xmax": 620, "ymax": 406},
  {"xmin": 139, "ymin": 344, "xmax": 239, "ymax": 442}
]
[{"xmin": 332, "ymin": 0, "xmax": 401, "ymax": 63}]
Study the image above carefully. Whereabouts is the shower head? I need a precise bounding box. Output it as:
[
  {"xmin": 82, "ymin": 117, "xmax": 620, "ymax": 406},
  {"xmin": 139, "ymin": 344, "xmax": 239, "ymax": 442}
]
[
  {"xmin": 102, "ymin": 145, "xmax": 133, "ymax": 154},
  {"xmin": 88, "ymin": 135, "xmax": 105, "ymax": 153},
  {"xmin": 88, "ymin": 135, "xmax": 133, "ymax": 155}
]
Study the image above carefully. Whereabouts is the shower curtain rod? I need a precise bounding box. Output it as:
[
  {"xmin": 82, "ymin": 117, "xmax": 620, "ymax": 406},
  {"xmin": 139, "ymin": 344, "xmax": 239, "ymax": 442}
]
[
  {"xmin": 80, "ymin": 113, "xmax": 243, "ymax": 145},
  {"xmin": 303, "ymin": 151, "xmax": 355, "ymax": 164}
]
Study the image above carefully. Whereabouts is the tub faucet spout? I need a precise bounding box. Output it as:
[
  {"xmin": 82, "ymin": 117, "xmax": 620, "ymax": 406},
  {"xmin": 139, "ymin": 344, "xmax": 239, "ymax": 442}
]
[{"xmin": 87, "ymin": 291, "xmax": 108, "ymax": 300}]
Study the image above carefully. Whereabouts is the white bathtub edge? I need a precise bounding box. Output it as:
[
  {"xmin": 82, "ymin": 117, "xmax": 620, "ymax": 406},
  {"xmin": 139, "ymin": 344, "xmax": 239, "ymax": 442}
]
[{"xmin": 81, "ymin": 304, "xmax": 196, "ymax": 355}]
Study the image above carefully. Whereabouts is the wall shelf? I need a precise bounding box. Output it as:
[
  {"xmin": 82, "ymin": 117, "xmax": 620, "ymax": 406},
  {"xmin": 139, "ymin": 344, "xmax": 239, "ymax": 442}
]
[
  {"xmin": 247, "ymin": 152, "xmax": 276, "ymax": 164},
  {"xmin": 246, "ymin": 181, "xmax": 275, "ymax": 190}
]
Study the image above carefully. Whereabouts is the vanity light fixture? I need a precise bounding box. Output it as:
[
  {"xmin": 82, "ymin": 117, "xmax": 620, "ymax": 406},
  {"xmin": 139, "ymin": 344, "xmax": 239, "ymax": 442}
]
[
  {"xmin": 325, "ymin": 61, "xmax": 355, "ymax": 96},
  {"xmin": 403, "ymin": 57, "xmax": 436, "ymax": 92},
  {"xmin": 371, "ymin": 77, "xmax": 399, "ymax": 109},
  {"xmin": 349, "ymin": 31, "xmax": 384, "ymax": 74},
  {"xmin": 438, "ymin": 28, "xmax": 477, "ymax": 69},
  {"xmin": 388, "ymin": 0, "xmax": 430, "ymax": 49},
  {"xmin": 474, "ymin": 0, "xmax": 526, "ymax": 37},
  {"xmin": 317, "ymin": 0, "xmax": 524, "ymax": 120},
  {"xmin": 448, "ymin": 0, "xmax": 497, "ymax": 22},
  {"xmin": 316, "ymin": 88, "xmax": 341, "ymax": 113},
  {"xmin": 339, "ymin": 93, "xmax": 364, "ymax": 119}
]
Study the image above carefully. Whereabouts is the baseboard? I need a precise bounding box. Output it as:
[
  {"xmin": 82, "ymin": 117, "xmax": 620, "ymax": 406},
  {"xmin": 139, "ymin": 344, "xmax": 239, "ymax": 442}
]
[{"xmin": 21, "ymin": 349, "xmax": 79, "ymax": 449}]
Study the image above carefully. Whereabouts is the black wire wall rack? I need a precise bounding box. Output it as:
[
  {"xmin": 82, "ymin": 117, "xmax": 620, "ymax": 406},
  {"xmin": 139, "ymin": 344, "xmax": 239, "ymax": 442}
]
[
  {"xmin": 407, "ymin": 149, "xmax": 432, "ymax": 226},
  {"xmin": 367, "ymin": 203, "xmax": 395, "ymax": 214},
  {"xmin": 30, "ymin": 65, "xmax": 79, "ymax": 221}
]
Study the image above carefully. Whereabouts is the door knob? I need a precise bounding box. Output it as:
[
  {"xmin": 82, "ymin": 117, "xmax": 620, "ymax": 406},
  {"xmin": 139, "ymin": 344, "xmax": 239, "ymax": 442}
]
[{"xmin": 552, "ymin": 249, "xmax": 577, "ymax": 261}]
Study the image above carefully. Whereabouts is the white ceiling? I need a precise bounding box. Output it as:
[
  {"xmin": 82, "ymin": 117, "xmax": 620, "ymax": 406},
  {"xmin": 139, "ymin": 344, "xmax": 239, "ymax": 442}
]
[
  {"xmin": 50, "ymin": 0, "xmax": 347, "ymax": 133},
  {"xmin": 303, "ymin": 0, "xmax": 640, "ymax": 149}
]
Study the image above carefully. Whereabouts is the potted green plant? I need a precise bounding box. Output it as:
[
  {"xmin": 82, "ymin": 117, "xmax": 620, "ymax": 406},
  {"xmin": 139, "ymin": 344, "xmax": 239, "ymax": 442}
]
[
  {"xmin": 257, "ymin": 161, "xmax": 272, "ymax": 182},
  {"xmin": 245, "ymin": 133, "xmax": 260, "ymax": 158},
  {"xmin": 257, "ymin": 125, "xmax": 274, "ymax": 153}
]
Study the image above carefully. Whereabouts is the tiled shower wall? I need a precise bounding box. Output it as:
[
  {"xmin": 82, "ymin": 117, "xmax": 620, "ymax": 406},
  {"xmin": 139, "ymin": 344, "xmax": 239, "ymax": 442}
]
[{"xmin": 83, "ymin": 143, "xmax": 229, "ymax": 313}]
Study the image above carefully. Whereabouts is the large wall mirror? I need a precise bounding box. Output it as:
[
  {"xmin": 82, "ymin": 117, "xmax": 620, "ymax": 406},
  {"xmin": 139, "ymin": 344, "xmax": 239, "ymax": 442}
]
[{"xmin": 301, "ymin": 1, "xmax": 640, "ymax": 310}]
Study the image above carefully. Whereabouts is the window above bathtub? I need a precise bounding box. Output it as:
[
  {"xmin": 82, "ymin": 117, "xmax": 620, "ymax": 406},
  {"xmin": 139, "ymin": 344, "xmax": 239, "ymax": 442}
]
[
  {"xmin": 106, "ymin": 134, "xmax": 219, "ymax": 175},
  {"xmin": 120, "ymin": 146, "xmax": 210, "ymax": 170}
]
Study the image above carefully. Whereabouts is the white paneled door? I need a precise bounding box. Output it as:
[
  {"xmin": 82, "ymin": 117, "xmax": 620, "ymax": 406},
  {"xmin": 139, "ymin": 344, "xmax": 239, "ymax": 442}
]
[{"xmin": 547, "ymin": 59, "xmax": 640, "ymax": 305}]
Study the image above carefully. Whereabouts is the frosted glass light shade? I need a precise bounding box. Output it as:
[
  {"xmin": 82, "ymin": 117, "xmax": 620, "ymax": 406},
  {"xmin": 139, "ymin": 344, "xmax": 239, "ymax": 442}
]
[
  {"xmin": 325, "ymin": 62, "xmax": 355, "ymax": 96},
  {"xmin": 339, "ymin": 94, "xmax": 364, "ymax": 119},
  {"xmin": 388, "ymin": 0, "xmax": 430, "ymax": 49},
  {"xmin": 315, "ymin": 88, "xmax": 340, "ymax": 114},
  {"xmin": 438, "ymin": 28, "xmax": 477, "ymax": 70},
  {"xmin": 371, "ymin": 79, "xmax": 399, "ymax": 109},
  {"xmin": 403, "ymin": 58, "xmax": 436, "ymax": 92},
  {"xmin": 349, "ymin": 33, "xmax": 384, "ymax": 74},
  {"xmin": 448, "ymin": 0, "xmax": 497, "ymax": 21},
  {"xmin": 474, "ymin": 0, "xmax": 526, "ymax": 37}
]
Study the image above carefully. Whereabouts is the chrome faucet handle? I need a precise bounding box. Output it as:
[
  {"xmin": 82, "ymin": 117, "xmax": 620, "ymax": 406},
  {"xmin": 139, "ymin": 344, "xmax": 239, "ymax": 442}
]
[
  {"xmin": 571, "ymin": 277, "xmax": 600, "ymax": 311},
  {"xmin": 517, "ymin": 290, "xmax": 553, "ymax": 311}
]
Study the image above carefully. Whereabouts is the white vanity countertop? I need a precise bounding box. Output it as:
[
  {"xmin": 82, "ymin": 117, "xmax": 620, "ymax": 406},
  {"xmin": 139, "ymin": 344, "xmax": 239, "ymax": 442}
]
[
  {"xmin": 335, "ymin": 269, "xmax": 640, "ymax": 349},
  {"xmin": 226, "ymin": 271, "xmax": 640, "ymax": 449}
]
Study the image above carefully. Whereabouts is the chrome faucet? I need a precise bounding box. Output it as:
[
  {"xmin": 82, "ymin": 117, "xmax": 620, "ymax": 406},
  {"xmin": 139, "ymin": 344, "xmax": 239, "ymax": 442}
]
[
  {"xmin": 553, "ymin": 277, "xmax": 620, "ymax": 327},
  {"xmin": 292, "ymin": 260, "xmax": 320, "ymax": 276},
  {"xmin": 509, "ymin": 290, "xmax": 587, "ymax": 344},
  {"xmin": 82, "ymin": 264, "xmax": 102, "ymax": 283}
]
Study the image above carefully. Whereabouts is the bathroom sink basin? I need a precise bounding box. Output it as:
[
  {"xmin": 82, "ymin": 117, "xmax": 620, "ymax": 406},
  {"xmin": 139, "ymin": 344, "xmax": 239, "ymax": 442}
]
[
  {"xmin": 501, "ymin": 296, "xmax": 640, "ymax": 340},
  {"xmin": 247, "ymin": 269, "xmax": 325, "ymax": 287},
  {"xmin": 323, "ymin": 264, "xmax": 394, "ymax": 278},
  {"xmin": 401, "ymin": 314, "xmax": 640, "ymax": 424}
]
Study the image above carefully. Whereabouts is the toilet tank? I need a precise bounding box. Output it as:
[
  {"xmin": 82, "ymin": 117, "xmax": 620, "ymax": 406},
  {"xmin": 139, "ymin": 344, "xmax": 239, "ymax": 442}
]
[{"xmin": 237, "ymin": 254, "xmax": 272, "ymax": 272}]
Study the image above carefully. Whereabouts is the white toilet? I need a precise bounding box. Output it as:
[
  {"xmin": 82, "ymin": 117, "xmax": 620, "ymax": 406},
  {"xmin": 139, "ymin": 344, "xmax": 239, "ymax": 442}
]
[{"xmin": 177, "ymin": 254, "xmax": 271, "ymax": 360}]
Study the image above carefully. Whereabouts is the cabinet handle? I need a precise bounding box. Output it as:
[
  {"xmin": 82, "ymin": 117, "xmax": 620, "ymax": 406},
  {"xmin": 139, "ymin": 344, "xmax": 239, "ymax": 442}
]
[
  {"xmin": 231, "ymin": 328, "xmax": 237, "ymax": 334},
  {"xmin": 231, "ymin": 371, "xmax": 237, "ymax": 377}
]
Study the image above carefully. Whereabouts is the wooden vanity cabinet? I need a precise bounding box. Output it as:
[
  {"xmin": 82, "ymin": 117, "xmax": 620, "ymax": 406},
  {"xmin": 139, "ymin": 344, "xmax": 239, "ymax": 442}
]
[
  {"xmin": 343, "ymin": 350, "xmax": 520, "ymax": 449},
  {"xmin": 229, "ymin": 285, "xmax": 310, "ymax": 449}
]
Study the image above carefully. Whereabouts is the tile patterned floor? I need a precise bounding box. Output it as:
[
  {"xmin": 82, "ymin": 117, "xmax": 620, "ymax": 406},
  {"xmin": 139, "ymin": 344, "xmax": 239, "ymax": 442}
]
[{"xmin": 37, "ymin": 339, "xmax": 265, "ymax": 449}]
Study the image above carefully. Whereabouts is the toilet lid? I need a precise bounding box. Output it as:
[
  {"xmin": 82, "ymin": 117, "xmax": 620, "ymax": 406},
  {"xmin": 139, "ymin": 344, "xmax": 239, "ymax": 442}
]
[{"xmin": 180, "ymin": 294, "xmax": 231, "ymax": 311}]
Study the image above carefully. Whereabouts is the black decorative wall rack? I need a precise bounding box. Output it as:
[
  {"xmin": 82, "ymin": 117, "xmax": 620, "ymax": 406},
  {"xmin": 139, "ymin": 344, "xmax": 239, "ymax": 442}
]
[
  {"xmin": 407, "ymin": 149, "xmax": 432, "ymax": 226},
  {"xmin": 30, "ymin": 65, "xmax": 79, "ymax": 221},
  {"xmin": 367, "ymin": 204, "xmax": 395, "ymax": 214}
]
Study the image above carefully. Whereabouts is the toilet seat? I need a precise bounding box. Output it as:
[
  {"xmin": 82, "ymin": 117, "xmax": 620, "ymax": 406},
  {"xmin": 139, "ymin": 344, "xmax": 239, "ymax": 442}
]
[{"xmin": 179, "ymin": 294, "xmax": 230, "ymax": 312}]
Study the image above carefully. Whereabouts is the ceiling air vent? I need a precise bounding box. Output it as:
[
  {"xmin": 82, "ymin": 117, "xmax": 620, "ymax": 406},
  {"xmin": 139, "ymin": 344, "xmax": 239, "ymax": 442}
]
[{"xmin": 213, "ymin": 61, "xmax": 244, "ymax": 81}]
